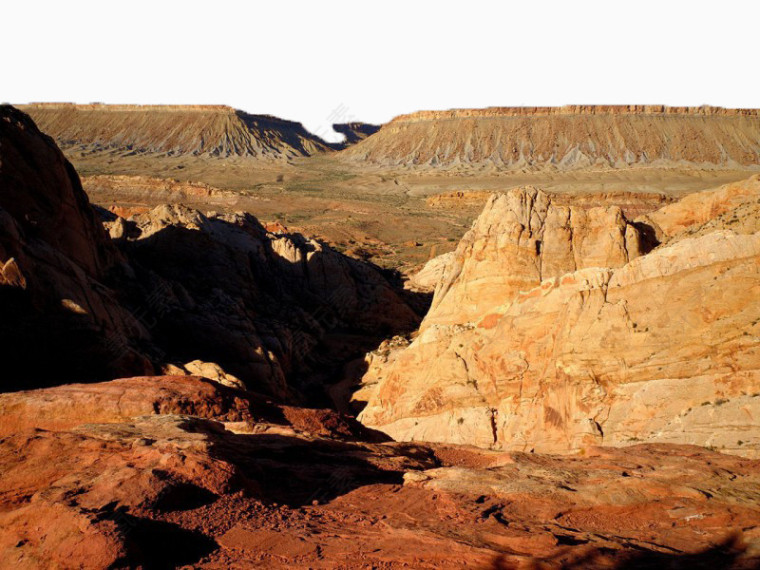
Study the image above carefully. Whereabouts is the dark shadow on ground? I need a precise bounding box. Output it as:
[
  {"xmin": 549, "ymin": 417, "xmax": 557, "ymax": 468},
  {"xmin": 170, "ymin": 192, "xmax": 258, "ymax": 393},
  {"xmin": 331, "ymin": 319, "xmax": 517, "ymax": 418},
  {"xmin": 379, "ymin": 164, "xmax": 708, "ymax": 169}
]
[
  {"xmin": 118, "ymin": 514, "xmax": 218, "ymax": 569},
  {"xmin": 490, "ymin": 533, "xmax": 760, "ymax": 570},
  {"xmin": 200, "ymin": 420, "xmax": 439, "ymax": 507},
  {"xmin": 207, "ymin": 430, "xmax": 413, "ymax": 507}
]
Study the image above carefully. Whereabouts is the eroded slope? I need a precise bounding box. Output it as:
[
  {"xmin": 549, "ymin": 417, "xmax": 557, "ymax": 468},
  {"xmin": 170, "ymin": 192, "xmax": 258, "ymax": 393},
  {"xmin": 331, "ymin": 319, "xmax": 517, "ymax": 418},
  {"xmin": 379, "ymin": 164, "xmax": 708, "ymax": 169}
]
[
  {"xmin": 341, "ymin": 105, "xmax": 760, "ymax": 170},
  {"xmin": 18, "ymin": 103, "xmax": 332, "ymax": 159}
]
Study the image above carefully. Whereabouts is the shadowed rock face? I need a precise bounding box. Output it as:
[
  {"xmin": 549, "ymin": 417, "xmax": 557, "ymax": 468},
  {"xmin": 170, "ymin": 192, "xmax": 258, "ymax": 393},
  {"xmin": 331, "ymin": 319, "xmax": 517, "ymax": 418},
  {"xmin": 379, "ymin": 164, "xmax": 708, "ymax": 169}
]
[
  {"xmin": 340, "ymin": 105, "xmax": 760, "ymax": 169},
  {"xmin": 0, "ymin": 106, "xmax": 422, "ymax": 397},
  {"xmin": 331, "ymin": 122, "xmax": 381, "ymax": 146},
  {"xmin": 1, "ymin": 375, "xmax": 760, "ymax": 569},
  {"xmin": 115, "ymin": 203, "xmax": 422, "ymax": 401},
  {"xmin": 17, "ymin": 103, "xmax": 333, "ymax": 159},
  {"xmin": 0, "ymin": 105, "xmax": 154, "ymax": 388},
  {"xmin": 357, "ymin": 182, "xmax": 760, "ymax": 456}
]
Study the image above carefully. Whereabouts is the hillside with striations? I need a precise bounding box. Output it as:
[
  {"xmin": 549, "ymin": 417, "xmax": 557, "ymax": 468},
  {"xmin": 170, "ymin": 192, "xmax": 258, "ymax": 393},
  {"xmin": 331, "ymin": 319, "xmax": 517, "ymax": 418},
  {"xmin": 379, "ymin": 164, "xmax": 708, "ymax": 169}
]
[
  {"xmin": 17, "ymin": 103, "xmax": 333, "ymax": 159},
  {"xmin": 340, "ymin": 105, "xmax": 760, "ymax": 170}
]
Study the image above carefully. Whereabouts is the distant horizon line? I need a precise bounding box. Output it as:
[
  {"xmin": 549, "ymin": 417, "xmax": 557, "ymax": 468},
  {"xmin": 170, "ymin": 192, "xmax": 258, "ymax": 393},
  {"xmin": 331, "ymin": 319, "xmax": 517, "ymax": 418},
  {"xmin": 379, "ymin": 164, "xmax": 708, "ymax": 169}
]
[{"xmin": 10, "ymin": 101, "xmax": 760, "ymax": 144}]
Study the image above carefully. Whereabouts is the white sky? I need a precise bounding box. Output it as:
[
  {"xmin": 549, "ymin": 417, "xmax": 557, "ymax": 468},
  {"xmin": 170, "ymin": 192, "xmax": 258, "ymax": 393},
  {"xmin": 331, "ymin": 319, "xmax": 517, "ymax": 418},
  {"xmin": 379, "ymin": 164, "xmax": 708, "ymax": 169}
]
[{"xmin": 5, "ymin": 0, "xmax": 759, "ymax": 142}]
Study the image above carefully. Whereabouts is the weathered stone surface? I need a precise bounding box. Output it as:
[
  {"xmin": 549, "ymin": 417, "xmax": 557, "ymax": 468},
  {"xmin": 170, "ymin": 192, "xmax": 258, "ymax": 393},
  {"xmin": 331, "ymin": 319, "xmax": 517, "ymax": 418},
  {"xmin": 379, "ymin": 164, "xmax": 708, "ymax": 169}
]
[
  {"xmin": 162, "ymin": 361, "xmax": 246, "ymax": 390},
  {"xmin": 0, "ymin": 375, "xmax": 258, "ymax": 435},
  {"xmin": 638, "ymin": 173, "xmax": 760, "ymax": 242},
  {"xmin": 1, "ymin": 376, "xmax": 759, "ymax": 569},
  {"xmin": 424, "ymin": 187, "xmax": 644, "ymax": 326},
  {"xmin": 357, "ymin": 183, "xmax": 760, "ymax": 457},
  {"xmin": 407, "ymin": 251, "xmax": 454, "ymax": 292}
]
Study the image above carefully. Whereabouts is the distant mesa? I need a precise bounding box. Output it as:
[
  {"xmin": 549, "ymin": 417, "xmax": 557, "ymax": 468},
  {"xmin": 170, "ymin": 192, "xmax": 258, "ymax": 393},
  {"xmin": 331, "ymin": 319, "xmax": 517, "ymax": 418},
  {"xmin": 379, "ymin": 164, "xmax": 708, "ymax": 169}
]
[
  {"xmin": 17, "ymin": 103, "xmax": 336, "ymax": 160},
  {"xmin": 340, "ymin": 104, "xmax": 760, "ymax": 170}
]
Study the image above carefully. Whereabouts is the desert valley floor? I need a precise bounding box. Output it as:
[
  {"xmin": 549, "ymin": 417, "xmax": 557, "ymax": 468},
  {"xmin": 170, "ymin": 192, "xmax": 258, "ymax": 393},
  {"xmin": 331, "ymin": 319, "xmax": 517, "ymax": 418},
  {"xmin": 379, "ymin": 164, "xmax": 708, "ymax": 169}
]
[{"xmin": 1, "ymin": 103, "xmax": 760, "ymax": 569}]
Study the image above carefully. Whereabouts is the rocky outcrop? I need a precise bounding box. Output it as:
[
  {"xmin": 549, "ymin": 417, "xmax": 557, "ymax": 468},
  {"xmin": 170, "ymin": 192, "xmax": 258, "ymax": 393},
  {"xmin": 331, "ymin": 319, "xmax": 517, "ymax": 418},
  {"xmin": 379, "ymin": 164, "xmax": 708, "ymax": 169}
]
[
  {"xmin": 109, "ymin": 203, "xmax": 420, "ymax": 400},
  {"xmin": 340, "ymin": 105, "xmax": 760, "ymax": 169},
  {"xmin": 1, "ymin": 375, "xmax": 759, "ymax": 568},
  {"xmin": 407, "ymin": 251, "xmax": 454, "ymax": 292},
  {"xmin": 357, "ymin": 182, "xmax": 760, "ymax": 457},
  {"xmin": 162, "ymin": 360, "xmax": 246, "ymax": 390},
  {"xmin": 425, "ymin": 187, "xmax": 646, "ymax": 325},
  {"xmin": 0, "ymin": 105, "xmax": 154, "ymax": 389},
  {"xmin": 0, "ymin": 375, "xmax": 257, "ymax": 435},
  {"xmin": 0, "ymin": 106, "xmax": 420, "ymax": 398},
  {"xmin": 17, "ymin": 103, "xmax": 333, "ymax": 159},
  {"xmin": 637, "ymin": 173, "xmax": 760, "ymax": 243}
]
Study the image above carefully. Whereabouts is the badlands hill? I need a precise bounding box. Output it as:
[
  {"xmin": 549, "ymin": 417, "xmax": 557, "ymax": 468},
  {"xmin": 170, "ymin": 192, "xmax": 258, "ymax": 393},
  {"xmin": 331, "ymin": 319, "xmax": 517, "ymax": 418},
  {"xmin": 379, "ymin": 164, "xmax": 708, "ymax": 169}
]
[
  {"xmin": 341, "ymin": 105, "xmax": 760, "ymax": 170},
  {"xmin": 17, "ymin": 103, "xmax": 333, "ymax": 159}
]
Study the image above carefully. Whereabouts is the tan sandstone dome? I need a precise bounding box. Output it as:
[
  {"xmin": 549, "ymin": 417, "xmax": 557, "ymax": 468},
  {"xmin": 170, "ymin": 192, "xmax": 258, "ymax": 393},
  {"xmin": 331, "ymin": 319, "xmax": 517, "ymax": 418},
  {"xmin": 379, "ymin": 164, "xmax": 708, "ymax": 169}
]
[
  {"xmin": 356, "ymin": 176, "xmax": 760, "ymax": 457},
  {"xmin": 340, "ymin": 105, "xmax": 760, "ymax": 170}
]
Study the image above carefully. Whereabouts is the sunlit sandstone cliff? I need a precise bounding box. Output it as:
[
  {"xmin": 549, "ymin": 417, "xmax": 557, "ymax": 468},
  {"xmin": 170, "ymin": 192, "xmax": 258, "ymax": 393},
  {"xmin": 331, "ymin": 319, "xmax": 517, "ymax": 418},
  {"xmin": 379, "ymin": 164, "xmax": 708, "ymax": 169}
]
[{"xmin": 356, "ymin": 178, "xmax": 760, "ymax": 456}]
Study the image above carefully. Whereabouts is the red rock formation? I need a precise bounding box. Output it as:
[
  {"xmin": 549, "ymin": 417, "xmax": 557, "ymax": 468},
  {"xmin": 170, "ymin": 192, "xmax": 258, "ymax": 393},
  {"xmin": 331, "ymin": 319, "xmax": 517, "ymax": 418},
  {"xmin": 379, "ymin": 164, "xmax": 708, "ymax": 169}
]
[
  {"xmin": 0, "ymin": 105, "xmax": 153, "ymax": 389},
  {"xmin": 0, "ymin": 376, "xmax": 256, "ymax": 435},
  {"xmin": 1, "ymin": 375, "xmax": 759, "ymax": 568}
]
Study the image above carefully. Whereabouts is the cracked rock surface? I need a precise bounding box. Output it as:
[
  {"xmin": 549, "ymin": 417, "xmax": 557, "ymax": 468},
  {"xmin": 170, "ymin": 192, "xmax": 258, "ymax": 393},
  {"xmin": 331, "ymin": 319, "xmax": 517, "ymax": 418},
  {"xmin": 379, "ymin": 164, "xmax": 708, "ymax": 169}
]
[{"xmin": 356, "ymin": 182, "xmax": 760, "ymax": 456}]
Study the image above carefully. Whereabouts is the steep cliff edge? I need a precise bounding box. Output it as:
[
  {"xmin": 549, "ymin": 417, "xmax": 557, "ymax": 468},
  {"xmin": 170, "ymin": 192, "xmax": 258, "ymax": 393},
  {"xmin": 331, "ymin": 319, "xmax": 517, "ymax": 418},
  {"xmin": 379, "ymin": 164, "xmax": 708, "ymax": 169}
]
[
  {"xmin": 356, "ymin": 180, "xmax": 760, "ymax": 456},
  {"xmin": 340, "ymin": 105, "xmax": 760, "ymax": 170}
]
